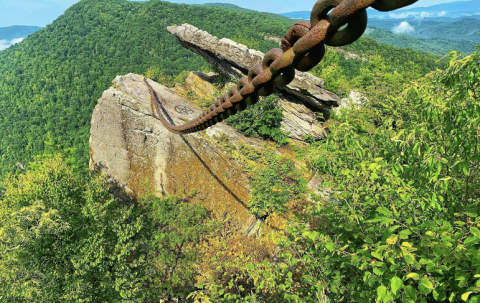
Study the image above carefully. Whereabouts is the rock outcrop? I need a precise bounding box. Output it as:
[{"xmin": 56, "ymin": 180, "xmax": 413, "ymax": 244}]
[
  {"xmin": 167, "ymin": 24, "xmax": 340, "ymax": 112},
  {"xmin": 174, "ymin": 71, "xmax": 328, "ymax": 141},
  {"xmin": 167, "ymin": 24, "xmax": 343, "ymax": 141},
  {"xmin": 90, "ymin": 73, "xmax": 262, "ymax": 234},
  {"xmin": 335, "ymin": 90, "xmax": 368, "ymax": 115}
]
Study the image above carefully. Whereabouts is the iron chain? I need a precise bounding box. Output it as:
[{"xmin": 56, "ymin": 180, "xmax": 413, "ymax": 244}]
[{"xmin": 146, "ymin": 0, "xmax": 418, "ymax": 135}]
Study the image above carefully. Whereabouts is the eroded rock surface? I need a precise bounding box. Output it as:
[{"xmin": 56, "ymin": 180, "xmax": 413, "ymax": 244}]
[
  {"xmin": 167, "ymin": 23, "xmax": 341, "ymax": 112},
  {"xmin": 90, "ymin": 73, "xmax": 262, "ymax": 234}
]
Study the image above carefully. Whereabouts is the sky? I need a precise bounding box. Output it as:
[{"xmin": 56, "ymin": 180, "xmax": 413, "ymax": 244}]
[{"xmin": 0, "ymin": 0, "xmax": 469, "ymax": 28}]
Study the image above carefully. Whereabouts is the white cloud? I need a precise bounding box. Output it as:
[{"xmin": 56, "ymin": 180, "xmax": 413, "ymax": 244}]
[
  {"xmin": 389, "ymin": 10, "xmax": 450, "ymax": 19},
  {"xmin": 392, "ymin": 21, "xmax": 415, "ymax": 34},
  {"xmin": 0, "ymin": 37, "xmax": 24, "ymax": 51},
  {"xmin": 389, "ymin": 12, "xmax": 416, "ymax": 18}
]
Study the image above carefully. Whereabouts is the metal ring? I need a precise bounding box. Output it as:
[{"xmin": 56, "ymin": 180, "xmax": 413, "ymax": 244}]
[
  {"xmin": 310, "ymin": 0, "xmax": 343, "ymax": 27},
  {"xmin": 310, "ymin": 0, "xmax": 368, "ymax": 47},
  {"xmin": 325, "ymin": 10, "xmax": 367, "ymax": 46},
  {"xmin": 281, "ymin": 21, "xmax": 326, "ymax": 72}
]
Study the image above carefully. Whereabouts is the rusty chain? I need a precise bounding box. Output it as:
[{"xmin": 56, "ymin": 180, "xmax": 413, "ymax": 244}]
[{"xmin": 145, "ymin": 0, "xmax": 418, "ymax": 135}]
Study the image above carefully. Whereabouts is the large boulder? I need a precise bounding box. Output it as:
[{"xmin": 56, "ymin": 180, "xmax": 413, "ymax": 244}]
[{"xmin": 90, "ymin": 73, "xmax": 262, "ymax": 234}]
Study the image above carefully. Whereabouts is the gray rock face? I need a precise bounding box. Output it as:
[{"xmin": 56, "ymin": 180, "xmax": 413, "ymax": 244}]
[
  {"xmin": 90, "ymin": 73, "xmax": 261, "ymax": 234},
  {"xmin": 167, "ymin": 23, "xmax": 341, "ymax": 112}
]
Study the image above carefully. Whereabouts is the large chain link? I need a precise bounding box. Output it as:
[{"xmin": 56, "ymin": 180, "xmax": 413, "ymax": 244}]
[{"xmin": 145, "ymin": 0, "xmax": 418, "ymax": 135}]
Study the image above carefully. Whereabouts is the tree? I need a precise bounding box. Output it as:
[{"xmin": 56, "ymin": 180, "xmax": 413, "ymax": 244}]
[{"xmin": 0, "ymin": 155, "xmax": 212, "ymax": 302}]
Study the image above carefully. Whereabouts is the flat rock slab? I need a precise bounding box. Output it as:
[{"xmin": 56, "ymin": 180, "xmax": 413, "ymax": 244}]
[{"xmin": 90, "ymin": 73, "xmax": 261, "ymax": 234}]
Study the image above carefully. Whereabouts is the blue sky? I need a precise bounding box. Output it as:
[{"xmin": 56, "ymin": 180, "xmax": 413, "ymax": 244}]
[{"xmin": 0, "ymin": 0, "xmax": 467, "ymax": 27}]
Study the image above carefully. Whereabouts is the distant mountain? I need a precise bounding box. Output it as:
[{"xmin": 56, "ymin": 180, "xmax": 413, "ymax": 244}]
[
  {"xmin": 281, "ymin": 11, "xmax": 310, "ymax": 20},
  {"xmin": 200, "ymin": 3, "xmax": 252, "ymax": 11},
  {"xmin": 368, "ymin": 0, "xmax": 480, "ymax": 19},
  {"xmin": 282, "ymin": 0, "xmax": 480, "ymax": 20},
  {"xmin": 368, "ymin": 18, "xmax": 480, "ymax": 43},
  {"xmin": 0, "ymin": 25, "xmax": 42, "ymax": 51},
  {"xmin": 0, "ymin": 25, "xmax": 41, "ymax": 41},
  {"xmin": 364, "ymin": 26, "xmax": 478, "ymax": 55}
]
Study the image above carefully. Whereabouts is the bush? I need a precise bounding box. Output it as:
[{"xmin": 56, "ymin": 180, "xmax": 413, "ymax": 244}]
[{"xmin": 225, "ymin": 95, "xmax": 289, "ymax": 144}]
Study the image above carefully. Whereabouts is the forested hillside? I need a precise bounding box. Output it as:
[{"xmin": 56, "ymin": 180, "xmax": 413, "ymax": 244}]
[
  {"xmin": 368, "ymin": 18, "xmax": 480, "ymax": 43},
  {"xmin": 364, "ymin": 26, "xmax": 478, "ymax": 55},
  {"xmin": 0, "ymin": 0, "xmax": 440, "ymax": 176}
]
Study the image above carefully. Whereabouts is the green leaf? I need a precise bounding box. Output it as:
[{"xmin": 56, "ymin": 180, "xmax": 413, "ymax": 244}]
[
  {"xmin": 377, "ymin": 285, "xmax": 387, "ymax": 301},
  {"xmin": 420, "ymin": 278, "xmax": 434, "ymax": 289},
  {"xmin": 374, "ymin": 267, "xmax": 385, "ymax": 276},
  {"xmin": 391, "ymin": 276, "xmax": 403, "ymax": 295},
  {"xmin": 464, "ymin": 236, "xmax": 480, "ymax": 245},
  {"xmin": 406, "ymin": 273, "xmax": 420, "ymax": 280},
  {"xmin": 325, "ymin": 242, "xmax": 335, "ymax": 252},
  {"xmin": 246, "ymin": 264, "xmax": 254, "ymax": 270},
  {"xmin": 419, "ymin": 277, "xmax": 434, "ymax": 294},
  {"xmin": 462, "ymin": 292, "xmax": 473, "ymax": 301},
  {"xmin": 377, "ymin": 207, "xmax": 393, "ymax": 217},
  {"xmin": 306, "ymin": 231, "xmax": 318, "ymax": 241},
  {"xmin": 404, "ymin": 254, "xmax": 415, "ymax": 264},
  {"xmin": 405, "ymin": 285, "xmax": 417, "ymax": 301},
  {"xmin": 471, "ymin": 227, "xmax": 480, "ymax": 238}
]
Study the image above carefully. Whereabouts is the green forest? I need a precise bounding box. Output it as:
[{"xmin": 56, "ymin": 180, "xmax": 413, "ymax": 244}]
[
  {"xmin": 364, "ymin": 26, "xmax": 478, "ymax": 55},
  {"xmin": 368, "ymin": 18, "xmax": 480, "ymax": 43},
  {"xmin": 0, "ymin": 0, "xmax": 479, "ymax": 302}
]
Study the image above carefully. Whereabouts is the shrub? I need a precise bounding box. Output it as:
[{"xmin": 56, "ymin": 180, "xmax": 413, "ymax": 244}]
[{"xmin": 225, "ymin": 95, "xmax": 289, "ymax": 144}]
